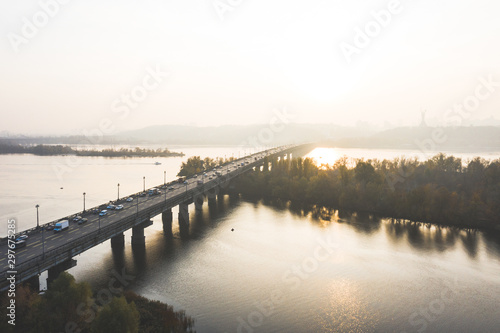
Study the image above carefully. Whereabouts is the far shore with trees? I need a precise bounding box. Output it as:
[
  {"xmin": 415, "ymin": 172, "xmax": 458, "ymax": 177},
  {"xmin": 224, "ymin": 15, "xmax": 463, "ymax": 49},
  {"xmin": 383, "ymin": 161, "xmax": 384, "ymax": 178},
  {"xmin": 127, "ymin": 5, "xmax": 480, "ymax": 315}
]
[
  {"xmin": 177, "ymin": 155, "xmax": 237, "ymax": 177},
  {"xmin": 0, "ymin": 143, "xmax": 184, "ymax": 158},
  {"xmin": 230, "ymin": 154, "xmax": 500, "ymax": 231}
]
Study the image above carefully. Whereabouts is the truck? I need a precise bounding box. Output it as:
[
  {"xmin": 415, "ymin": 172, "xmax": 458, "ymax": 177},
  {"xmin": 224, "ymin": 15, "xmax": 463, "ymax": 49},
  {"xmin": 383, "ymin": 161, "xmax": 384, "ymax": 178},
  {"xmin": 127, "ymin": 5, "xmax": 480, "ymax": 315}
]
[
  {"xmin": 54, "ymin": 220, "xmax": 69, "ymax": 233},
  {"xmin": 148, "ymin": 188, "xmax": 161, "ymax": 196}
]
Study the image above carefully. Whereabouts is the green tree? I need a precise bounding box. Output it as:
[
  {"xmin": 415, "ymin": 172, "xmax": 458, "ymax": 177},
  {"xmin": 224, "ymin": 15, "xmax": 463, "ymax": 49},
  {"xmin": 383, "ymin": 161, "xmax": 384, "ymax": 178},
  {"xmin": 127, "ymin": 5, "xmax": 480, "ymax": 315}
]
[{"xmin": 92, "ymin": 296, "xmax": 140, "ymax": 333}]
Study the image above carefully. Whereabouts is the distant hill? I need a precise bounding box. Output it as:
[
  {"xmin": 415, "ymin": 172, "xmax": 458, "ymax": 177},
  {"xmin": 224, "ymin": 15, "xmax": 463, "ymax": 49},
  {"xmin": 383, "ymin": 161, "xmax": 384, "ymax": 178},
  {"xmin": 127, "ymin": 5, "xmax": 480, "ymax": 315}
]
[
  {"xmin": 115, "ymin": 123, "xmax": 375, "ymax": 145},
  {"xmin": 333, "ymin": 126, "xmax": 500, "ymax": 152}
]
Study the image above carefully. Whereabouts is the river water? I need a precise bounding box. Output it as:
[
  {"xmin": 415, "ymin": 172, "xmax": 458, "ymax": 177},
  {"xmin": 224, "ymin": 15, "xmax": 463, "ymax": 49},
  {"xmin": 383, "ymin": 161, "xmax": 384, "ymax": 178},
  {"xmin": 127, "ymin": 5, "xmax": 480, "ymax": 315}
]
[{"xmin": 1, "ymin": 147, "xmax": 500, "ymax": 332}]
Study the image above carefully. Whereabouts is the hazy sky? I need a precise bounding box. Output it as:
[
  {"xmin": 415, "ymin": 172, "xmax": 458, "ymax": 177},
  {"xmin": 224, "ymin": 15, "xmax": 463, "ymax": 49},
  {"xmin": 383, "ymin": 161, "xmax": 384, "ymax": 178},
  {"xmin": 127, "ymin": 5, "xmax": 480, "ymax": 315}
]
[{"xmin": 1, "ymin": 0, "xmax": 500, "ymax": 135}]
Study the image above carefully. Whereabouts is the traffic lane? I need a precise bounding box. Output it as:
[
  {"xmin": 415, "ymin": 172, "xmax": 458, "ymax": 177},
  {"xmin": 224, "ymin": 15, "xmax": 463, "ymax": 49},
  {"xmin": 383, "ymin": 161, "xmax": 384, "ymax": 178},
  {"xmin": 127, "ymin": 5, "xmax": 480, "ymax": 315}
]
[{"xmin": 0, "ymin": 194, "xmax": 161, "ymax": 270}]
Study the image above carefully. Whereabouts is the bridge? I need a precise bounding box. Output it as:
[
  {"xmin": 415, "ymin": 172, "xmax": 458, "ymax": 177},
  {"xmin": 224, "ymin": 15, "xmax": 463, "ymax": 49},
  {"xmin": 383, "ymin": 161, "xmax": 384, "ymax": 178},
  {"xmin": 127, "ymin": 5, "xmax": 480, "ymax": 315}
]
[{"xmin": 0, "ymin": 144, "xmax": 314, "ymax": 291}]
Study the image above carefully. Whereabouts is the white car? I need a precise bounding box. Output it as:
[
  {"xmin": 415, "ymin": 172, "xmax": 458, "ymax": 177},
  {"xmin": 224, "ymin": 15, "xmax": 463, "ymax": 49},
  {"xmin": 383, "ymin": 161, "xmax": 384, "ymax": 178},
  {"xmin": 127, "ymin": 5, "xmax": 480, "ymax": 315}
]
[
  {"xmin": 126, "ymin": 197, "xmax": 133, "ymax": 202},
  {"xmin": 115, "ymin": 205, "xmax": 124, "ymax": 210}
]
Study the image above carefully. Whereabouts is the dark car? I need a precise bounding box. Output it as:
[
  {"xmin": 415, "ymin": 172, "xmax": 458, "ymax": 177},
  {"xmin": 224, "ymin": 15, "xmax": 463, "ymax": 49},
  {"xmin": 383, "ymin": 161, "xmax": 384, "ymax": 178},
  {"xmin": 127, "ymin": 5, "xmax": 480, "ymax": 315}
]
[
  {"xmin": 78, "ymin": 218, "xmax": 88, "ymax": 225},
  {"xmin": 45, "ymin": 224, "xmax": 54, "ymax": 231},
  {"xmin": 13, "ymin": 240, "xmax": 26, "ymax": 249},
  {"xmin": 15, "ymin": 234, "xmax": 28, "ymax": 242}
]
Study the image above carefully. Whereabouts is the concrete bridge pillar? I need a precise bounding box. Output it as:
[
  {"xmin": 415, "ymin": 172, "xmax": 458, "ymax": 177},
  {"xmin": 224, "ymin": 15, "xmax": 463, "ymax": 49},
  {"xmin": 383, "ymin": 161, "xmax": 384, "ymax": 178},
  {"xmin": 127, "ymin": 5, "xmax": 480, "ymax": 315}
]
[
  {"xmin": 131, "ymin": 225, "xmax": 145, "ymax": 246},
  {"xmin": 208, "ymin": 196, "xmax": 216, "ymax": 206},
  {"xmin": 178, "ymin": 203, "xmax": 189, "ymax": 236},
  {"xmin": 162, "ymin": 208, "xmax": 173, "ymax": 235},
  {"xmin": 47, "ymin": 259, "xmax": 77, "ymax": 288},
  {"xmin": 207, "ymin": 186, "xmax": 218, "ymax": 206},
  {"xmin": 111, "ymin": 232, "xmax": 125, "ymax": 249},
  {"xmin": 194, "ymin": 195, "xmax": 203, "ymax": 211}
]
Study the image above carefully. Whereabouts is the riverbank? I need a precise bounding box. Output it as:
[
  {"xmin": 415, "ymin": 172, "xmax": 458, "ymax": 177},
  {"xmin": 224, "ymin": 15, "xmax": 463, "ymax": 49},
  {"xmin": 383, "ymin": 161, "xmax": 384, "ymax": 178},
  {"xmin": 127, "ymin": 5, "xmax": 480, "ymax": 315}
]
[{"xmin": 0, "ymin": 272, "xmax": 196, "ymax": 333}]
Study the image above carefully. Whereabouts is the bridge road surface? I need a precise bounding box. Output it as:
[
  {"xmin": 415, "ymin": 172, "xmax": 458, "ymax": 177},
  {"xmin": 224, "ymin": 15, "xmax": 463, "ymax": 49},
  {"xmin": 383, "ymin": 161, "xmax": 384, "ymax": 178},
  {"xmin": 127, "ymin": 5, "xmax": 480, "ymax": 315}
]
[{"xmin": 0, "ymin": 149, "xmax": 287, "ymax": 279}]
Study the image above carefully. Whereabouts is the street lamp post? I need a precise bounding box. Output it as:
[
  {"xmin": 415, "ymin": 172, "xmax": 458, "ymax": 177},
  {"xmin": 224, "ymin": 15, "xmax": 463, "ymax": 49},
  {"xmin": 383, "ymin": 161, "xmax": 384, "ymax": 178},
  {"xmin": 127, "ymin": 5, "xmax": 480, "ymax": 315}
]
[
  {"xmin": 35, "ymin": 204, "xmax": 39, "ymax": 229},
  {"xmin": 42, "ymin": 226, "xmax": 45, "ymax": 258},
  {"xmin": 98, "ymin": 214, "xmax": 101, "ymax": 232},
  {"xmin": 143, "ymin": 176, "xmax": 145, "ymax": 192},
  {"xmin": 117, "ymin": 183, "xmax": 120, "ymax": 201},
  {"xmin": 164, "ymin": 171, "xmax": 166, "ymax": 185},
  {"xmin": 83, "ymin": 192, "xmax": 86, "ymax": 212}
]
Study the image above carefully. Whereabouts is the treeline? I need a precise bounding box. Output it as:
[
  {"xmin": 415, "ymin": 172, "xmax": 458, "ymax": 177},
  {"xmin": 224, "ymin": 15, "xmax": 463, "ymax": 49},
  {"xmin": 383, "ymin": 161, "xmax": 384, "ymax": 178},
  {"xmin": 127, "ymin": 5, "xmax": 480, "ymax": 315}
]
[
  {"xmin": 0, "ymin": 272, "xmax": 195, "ymax": 333},
  {"xmin": 177, "ymin": 156, "xmax": 237, "ymax": 176},
  {"xmin": 232, "ymin": 154, "xmax": 500, "ymax": 230},
  {"xmin": 0, "ymin": 143, "xmax": 184, "ymax": 157}
]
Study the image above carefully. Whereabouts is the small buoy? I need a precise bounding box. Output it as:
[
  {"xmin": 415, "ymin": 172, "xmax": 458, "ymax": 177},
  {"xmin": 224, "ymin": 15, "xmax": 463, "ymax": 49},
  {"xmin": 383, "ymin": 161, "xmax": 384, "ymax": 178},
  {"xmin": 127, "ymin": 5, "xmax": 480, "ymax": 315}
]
[
  {"xmin": 231, "ymin": 228, "xmax": 234, "ymax": 232},
  {"xmin": 60, "ymin": 187, "xmax": 63, "ymax": 189}
]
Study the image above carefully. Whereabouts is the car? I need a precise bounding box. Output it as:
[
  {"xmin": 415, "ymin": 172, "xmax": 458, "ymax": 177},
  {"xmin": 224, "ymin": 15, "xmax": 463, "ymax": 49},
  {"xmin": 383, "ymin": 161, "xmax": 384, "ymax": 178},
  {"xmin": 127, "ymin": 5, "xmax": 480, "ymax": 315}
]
[
  {"xmin": 72, "ymin": 216, "xmax": 82, "ymax": 223},
  {"xmin": 45, "ymin": 224, "xmax": 54, "ymax": 231},
  {"xmin": 168, "ymin": 187, "xmax": 174, "ymax": 191},
  {"xmin": 115, "ymin": 205, "xmax": 124, "ymax": 210},
  {"xmin": 99, "ymin": 210, "xmax": 108, "ymax": 216},
  {"xmin": 107, "ymin": 204, "xmax": 116, "ymax": 210},
  {"xmin": 139, "ymin": 192, "xmax": 146, "ymax": 197},
  {"xmin": 15, "ymin": 234, "xmax": 28, "ymax": 242},
  {"xmin": 126, "ymin": 197, "xmax": 134, "ymax": 202},
  {"xmin": 183, "ymin": 181, "xmax": 188, "ymax": 185},
  {"xmin": 208, "ymin": 176, "xmax": 212, "ymax": 180},
  {"xmin": 194, "ymin": 175, "xmax": 198, "ymax": 178},
  {"xmin": 78, "ymin": 218, "xmax": 88, "ymax": 225},
  {"xmin": 13, "ymin": 240, "xmax": 26, "ymax": 249}
]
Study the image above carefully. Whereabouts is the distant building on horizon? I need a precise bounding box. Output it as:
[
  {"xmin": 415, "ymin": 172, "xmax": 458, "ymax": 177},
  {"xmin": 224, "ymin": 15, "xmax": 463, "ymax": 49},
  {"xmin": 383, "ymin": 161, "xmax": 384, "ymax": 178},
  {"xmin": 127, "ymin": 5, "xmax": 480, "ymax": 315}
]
[{"xmin": 419, "ymin": 110, "xmax": 428, "ymax": 127}]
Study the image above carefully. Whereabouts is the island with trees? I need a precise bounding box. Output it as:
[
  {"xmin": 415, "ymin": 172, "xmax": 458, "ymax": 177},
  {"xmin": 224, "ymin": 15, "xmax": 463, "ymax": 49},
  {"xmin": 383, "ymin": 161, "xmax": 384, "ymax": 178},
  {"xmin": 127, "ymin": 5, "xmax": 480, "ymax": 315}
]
[
  {"xmin": 0, "ymin": 143, "xmax": 184, "ymax": 158},
  {"xmin": 230, "ymin": 154, "xmax": 500, "ymax": 231}
]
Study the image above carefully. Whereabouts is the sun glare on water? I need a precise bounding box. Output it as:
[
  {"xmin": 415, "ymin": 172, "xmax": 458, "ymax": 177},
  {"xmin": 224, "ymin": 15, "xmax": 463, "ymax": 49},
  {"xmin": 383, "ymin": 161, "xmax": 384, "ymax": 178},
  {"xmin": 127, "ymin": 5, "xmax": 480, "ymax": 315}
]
[{"xmin": 305, "ymin": 148, "xmax": 343, "ymax": 168}]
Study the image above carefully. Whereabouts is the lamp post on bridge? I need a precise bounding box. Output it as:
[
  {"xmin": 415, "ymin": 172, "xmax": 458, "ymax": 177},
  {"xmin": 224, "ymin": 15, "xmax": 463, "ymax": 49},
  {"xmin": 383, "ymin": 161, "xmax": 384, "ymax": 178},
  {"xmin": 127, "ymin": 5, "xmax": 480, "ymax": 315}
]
[
  {"xmin": 117, "ymin": 183, "xmax": 120, "ymax": 201},
  {"xmin": 143, "ymin": 176, "xmax": 145, "ymax": 192},
  {"xmin": 164, "ymin": 171, "xmax": 166, "ymax": 185},
  {"xmin": 35, "ymin": 204, "xmax": 39, "ymax": 229},
  {"xmin": 42, "ymin": 225, "xmax": 45, "ymax": 259},
  {"xmin": 83, "ymin": 192, "xmax": 86, "ymax": 212}
]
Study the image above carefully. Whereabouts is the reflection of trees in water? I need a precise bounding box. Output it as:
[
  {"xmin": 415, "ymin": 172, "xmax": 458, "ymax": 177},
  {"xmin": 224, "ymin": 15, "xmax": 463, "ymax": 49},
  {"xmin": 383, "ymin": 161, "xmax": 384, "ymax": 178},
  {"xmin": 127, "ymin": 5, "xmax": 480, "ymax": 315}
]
[
  {"xmin": 481, "ymin": 231, "xmax": 500, "ymax": 258},
  {"xmin": 347, "ymin": 212, "xmax": 382, "ymax": 234},
  {"xmin": 460, "ymin": 230, "xmax": 479, "ymax": 258},
  {"xmin": 382, "ymin": 219, "xmax": 486, "ymax": 255}
]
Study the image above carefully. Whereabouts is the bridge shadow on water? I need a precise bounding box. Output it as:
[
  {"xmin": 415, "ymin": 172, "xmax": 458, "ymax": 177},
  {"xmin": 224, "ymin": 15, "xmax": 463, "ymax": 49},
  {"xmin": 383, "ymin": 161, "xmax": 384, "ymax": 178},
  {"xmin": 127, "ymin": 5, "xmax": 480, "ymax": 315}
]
[{"xmin": 99, "ymin": 194, "xmax": 243, "ymax": 289}]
